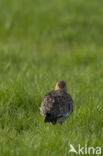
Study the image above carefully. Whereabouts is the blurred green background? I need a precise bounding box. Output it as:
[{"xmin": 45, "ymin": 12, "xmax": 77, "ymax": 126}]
[{"xmin": 0, "ymin": 0, "xmax": 103, "ymax": 155}]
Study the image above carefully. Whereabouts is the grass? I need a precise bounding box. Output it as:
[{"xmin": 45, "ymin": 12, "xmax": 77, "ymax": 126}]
[{"xmin": 0, "ymin": 0, "xmax": 103, "ymax": 155}]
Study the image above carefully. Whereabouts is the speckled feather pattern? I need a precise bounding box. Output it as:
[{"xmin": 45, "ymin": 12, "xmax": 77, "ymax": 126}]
[{"xmin": 40, "ymin": 90, "xmax": 73, "ymax": 121}]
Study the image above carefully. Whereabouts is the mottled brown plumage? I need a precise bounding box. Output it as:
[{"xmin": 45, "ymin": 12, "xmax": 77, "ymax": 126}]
[{"xmin": 40, "ymin": 81, "xmax": 73, "ymax": 125}]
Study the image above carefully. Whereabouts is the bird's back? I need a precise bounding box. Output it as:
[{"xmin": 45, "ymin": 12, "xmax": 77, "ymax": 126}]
[{"xmin": 40, "ymin": 90, "xmax": 73, "ymax": 124}]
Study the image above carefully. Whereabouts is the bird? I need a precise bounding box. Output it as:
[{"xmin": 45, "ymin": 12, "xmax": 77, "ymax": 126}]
[{"xmin": 40, "ymin": 81, "xmax": 73, "ymax": 125}]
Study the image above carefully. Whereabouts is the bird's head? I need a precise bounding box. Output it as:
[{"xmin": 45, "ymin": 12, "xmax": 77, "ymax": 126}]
[{"xmin": 55, "ymin": 81, "xmax": 67, "ymax": 92}]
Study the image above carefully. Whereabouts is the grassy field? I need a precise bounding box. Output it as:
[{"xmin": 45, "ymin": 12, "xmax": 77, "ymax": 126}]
[{"xmin": 0, "ymin": 0, "xmax": 103, "ymax": 155}]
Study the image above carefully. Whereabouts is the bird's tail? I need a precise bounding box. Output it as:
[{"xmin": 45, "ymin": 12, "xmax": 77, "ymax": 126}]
[{"xmin": 44, "ymin": 114, "xmax": 57, "ymax": 125}]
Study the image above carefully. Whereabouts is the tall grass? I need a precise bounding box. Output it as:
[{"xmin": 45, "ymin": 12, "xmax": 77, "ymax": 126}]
[{"xmin": 0, "ymin": 0, "xmax": 103, "ymax": 155}]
